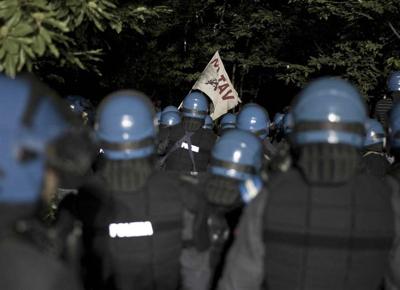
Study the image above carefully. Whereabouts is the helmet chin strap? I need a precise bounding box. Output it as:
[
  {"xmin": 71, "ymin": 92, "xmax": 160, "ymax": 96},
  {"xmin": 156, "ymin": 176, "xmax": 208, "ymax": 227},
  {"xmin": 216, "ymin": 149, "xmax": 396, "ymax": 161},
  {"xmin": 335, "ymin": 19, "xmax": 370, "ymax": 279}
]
[
  {"xmin": 97, "ymin": 157, "xmax": 155, "ymax": 192},
  {"xmin": 205, "ymin": 175, "xmax": 242, "ymax": 209}
]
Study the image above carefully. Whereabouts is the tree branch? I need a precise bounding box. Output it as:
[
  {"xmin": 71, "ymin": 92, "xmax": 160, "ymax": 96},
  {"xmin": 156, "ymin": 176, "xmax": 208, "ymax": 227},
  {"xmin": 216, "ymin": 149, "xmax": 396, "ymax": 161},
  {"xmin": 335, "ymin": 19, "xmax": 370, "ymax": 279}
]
[{"xmin": 389, "ymin": 22, "xmax": 400, "ymax": 40}]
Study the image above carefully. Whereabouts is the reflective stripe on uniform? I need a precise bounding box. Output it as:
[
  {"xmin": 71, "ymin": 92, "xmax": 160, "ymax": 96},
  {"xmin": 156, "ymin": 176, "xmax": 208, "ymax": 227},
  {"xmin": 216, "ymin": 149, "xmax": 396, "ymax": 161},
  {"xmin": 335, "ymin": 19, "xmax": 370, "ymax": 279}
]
[
  {"xmin": 109, "ymin": 221, "xmax": 154, "ymax": 238},
  {"xmin": 181, "ymin": 142, "xmax": 200, "ymax": 153}
]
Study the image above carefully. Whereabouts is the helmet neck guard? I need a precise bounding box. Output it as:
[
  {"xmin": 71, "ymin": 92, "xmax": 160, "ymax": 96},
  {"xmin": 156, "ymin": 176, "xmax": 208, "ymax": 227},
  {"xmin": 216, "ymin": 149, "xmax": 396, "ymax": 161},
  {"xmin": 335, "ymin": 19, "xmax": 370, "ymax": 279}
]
[
  {"xmin": 295, "ymin": 143, "xmax": 361, "ymax": 185},
  {"xmin": 183, "ymin": 117, "xmax": 203, "ymax": 132},
  {"xmin": 97, "ymin": 157, "xmax": 154, "ymax": 191}
]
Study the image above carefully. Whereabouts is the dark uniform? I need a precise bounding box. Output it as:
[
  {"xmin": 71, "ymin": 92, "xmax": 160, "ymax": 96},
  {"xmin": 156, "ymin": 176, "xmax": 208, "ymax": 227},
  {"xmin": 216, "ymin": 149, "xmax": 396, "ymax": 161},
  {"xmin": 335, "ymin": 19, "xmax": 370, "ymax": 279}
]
[
  {"xmin": 201, "ymin": 174, "xmax": 244, "ymax": 288},
  {"xmin": 262, "ymin": 139, "xmax": 277, "ymax": 161},
  {"xmin": 219, "ymin": 159, "xmax": 394, "ymax": 290},
  {"xmin": 196, "ymin": 129, "xmax": 265, "ymax": 290},
  {"xmin": 387, "ymin": 162, "xmax": 400, "ymax": 289},
  {"xmin": 219, "ymin": 77, "xmax": 396, "ymax": 290},
  {"xmin": 158, "ymin": 122, "xmax": 217, "ymax": 173},
  {"xmin": 59, "ymin": 158, "xmax": 207, "ymax": 290},
  {"xmin": 0, "ymin": 75, "xmax": 91, "ymax": 290}
]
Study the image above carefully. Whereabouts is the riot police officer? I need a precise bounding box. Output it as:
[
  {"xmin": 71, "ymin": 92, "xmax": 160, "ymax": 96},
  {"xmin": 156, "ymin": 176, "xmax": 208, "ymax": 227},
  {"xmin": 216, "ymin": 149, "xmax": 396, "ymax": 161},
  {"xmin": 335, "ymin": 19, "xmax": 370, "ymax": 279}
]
[
  {"xmin": 218, "ymin": 77, "xmax": 395, "ymax": 290},
  {"xmin": 387, "ymin": 101, "xmax": 400, "ymax": 289},
  {"xmin": 218, "ymin": 113, "xmax": 236, "ymax": 135},
  {"xmin": 203, "ymin": 115, "xmax": 214, "ymax": 130},
  {"xmin": 362, "ymin": 118, "xmax": 390, "ymax": 178},
  {"xmin": 57, "ymin": 95, "xmax": 97, "ymax": 201},
  {"xmin": 160, "ymin": 110, "xmax": 182, "ymax": 128},
  {"xmin": 266, "ymin": 111, "xmax": 294, "ymax": 175},
  {"xmin": 162, "ymin": 105, "xmax": 179, "ymax": 113},
  {"xmin": 158, "ymin": 91, "xmax": 217, "ymax": 175},
  {"xmin": 202, "ymin": 129, "xmax": 264, "ymax": 288},
  {"xmin": 282, "ymin": 112, "xmax": 294, "ymax": 140},
  {"xmin": 388, "ymin": 71, "xmax": 400, "ymax": 103},
  {"xmin": 374, "ymin": 71, "xmax": 400, "ymax": 131},
  {"xmin": 270, "ymin": 112, "xmax": 284, "ymax": 144},
  {"xmin": 59, "ymin": 90, "xmax": 208, "ymax": 290},
  {"xmin": 236, "ymin": 103, "xmax": 276, "ymax": 160},
  {"xmin": 386, "ymin": 103, "xmax": 400, "ymax": 184},
  {"xmin": 389, "ymin": 102, "xmax": 400, "ymax": 167},
  {"xmin": 0, "ymin": 75, "xmax": 83, "ymax": 290}
]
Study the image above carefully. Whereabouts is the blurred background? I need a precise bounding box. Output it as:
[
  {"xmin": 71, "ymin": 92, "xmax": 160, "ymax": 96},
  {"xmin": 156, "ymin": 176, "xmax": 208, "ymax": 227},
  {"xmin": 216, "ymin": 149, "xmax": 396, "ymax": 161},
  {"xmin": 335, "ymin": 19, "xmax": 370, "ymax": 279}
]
[{"xmin": 1, "ymin": 0, "xmax": 400, "ymax": 114}]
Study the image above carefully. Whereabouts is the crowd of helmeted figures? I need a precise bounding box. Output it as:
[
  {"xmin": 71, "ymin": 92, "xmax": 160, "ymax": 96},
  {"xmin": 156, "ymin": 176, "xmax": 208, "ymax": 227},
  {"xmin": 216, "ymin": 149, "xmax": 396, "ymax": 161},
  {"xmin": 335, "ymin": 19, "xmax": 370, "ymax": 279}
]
[{"xmin": 1, "ymin": 71, "xmax": 400, "ymax": 290}]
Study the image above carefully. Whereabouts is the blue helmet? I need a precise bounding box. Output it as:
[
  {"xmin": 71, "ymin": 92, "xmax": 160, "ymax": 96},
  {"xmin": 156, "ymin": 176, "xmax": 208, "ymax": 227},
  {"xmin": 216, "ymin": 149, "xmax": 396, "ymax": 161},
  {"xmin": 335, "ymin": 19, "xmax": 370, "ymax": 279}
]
[
  {"xmin": 389, "ymin": 102, "xmax": 400, "ymax": 149},
  {"xmin": 203, "ymin": 115, "xmax": 214, "ymax": 130},
  {"xmin": 181, "ymin": 91, "xmax": 209, "ymax": 120},
  {"xmin": 162, "ymin": 105, "xmax": 179, "ymax": 113},
  {"xmin": 236, "ymin": 103, "xmax": 270, "ymax": 140},
  {"xmin": 220, "ymin": 113, "xmax": 237, "ymax": 130},
  {"xmin": 282, "ymin": 112, "xmax": 294, "ymax": 135},
  {"xmin": 95, "ymin": 90, "xmax": 156, "ymax": 160},
  {"xmin": 388, "ymin": 71, "xmax": 400, "ymax": 92},
  {"xmin": 160, "ymin": 111, "xmax": 181, "ymax": 127},
  {"xmin": 292, "ymin": 77, "xmax": 367, "ymax": 147},
  {"xmin": 210, "ymin": 129, "xmax": 263, "ymax": 181},
  {"xmin": 273, "ymin": 113, "xmax": 284, "ymax": 128},
  {"xmin": 364, "ymin": 118, "xmax": 385, "ymax": 147},
  {"xmin": 0, "ymin": 75, "xmax": 70, "ymax": 204}
]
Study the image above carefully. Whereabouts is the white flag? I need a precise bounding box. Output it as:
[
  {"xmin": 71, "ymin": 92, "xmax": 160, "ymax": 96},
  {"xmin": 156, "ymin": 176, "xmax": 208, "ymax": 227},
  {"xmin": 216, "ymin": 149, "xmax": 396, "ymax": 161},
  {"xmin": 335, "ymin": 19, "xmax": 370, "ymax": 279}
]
[{"xmin": 192, "ymin": 51, "xmax": 241, "ymax": 120}]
